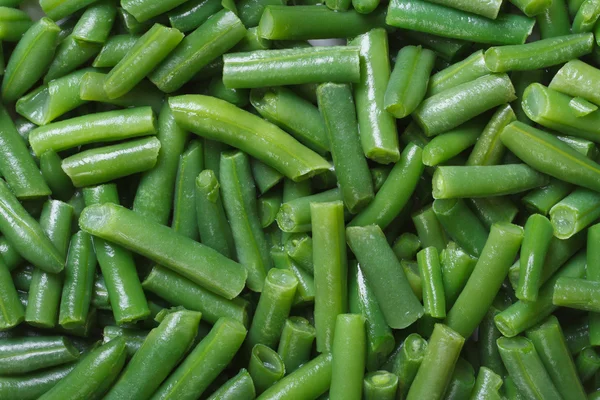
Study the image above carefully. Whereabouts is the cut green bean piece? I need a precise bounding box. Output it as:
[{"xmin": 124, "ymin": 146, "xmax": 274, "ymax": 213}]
[
  {"xmin": 497, "ymin": 336, "xmax": 562, "ymax": 400},
  {"xmin": 93, "ymin": 34, "xmax": 140, "ymax": 68},
  {"xmin": 537, "ymin": 0, "xmax": 571, "ymax": 38},
  {"xmin": 40, "ymin": 0, "xmax": 98, "ymax": 21},
  {"xmin": 576, "ymin": 347, "xmax": 600, "ymax": 382},
  {"xmin": 0, "ymin": 7, "xmax": 32, "ymax": 42},
  {"xmin": 168, "ymin": 0, "xmax": 224, "ymax": 32},
  {"xmin": 414, "ymin": 74, "xmax": 516, "ymax": 137},
  {"xmin": 393, "ymin": 233, "xmax": 421, "ymax": 261},
  {"xmin": 517, "ymin": 214, "xmax": 553, "ymax": 301},
  {"xmin": 385, "ymin": 45, "xmax": 435, "ymax": 119},
  {"xmin": 271, "ymin": 248, "xmax": 314, "ymax": 306},
  {"xmin": 0, "ymin": 362, "xmax": 77, "ymax": 400},
  {"xmin": 258, "ymin": 190, "xmax": 282, "ymax": 228},
  {"xmin": 277, "ymin": 317, "xmax": 316, "ymax": 374},
  {"xmin": 570, "ymin": 96, "xmax": 598, "ymax": 116},
  {"xmin": 470, "ymin": 367, "xmax": 502, "ymax": 400},
  {"xmin": 386, "ymin": 0, "xmax": 535, "ymax": 45},
  {"xmin": 589, "ymin": 223, "xmax": 600, "ymax": 346},
  {"xmin": 0, "ymin": 336, "xmax": 79, "ymax": 375},
  {"xmin": 552, "ymin": 277, "xmax": 600, "ymax": 312},
  {"xmin": 249, "ymin": 344, "xmax": 285, "ymax": 394},
  {"xmin": 170, "ymin": 95, "xmax": 330, "ymax": 182},
  {"xmin": 550, "ymin": 188, "xmax": 600, "ymax": 239},
  {"xmin": 440, "ymin": 242, "xmax": 477, "ymax": 308},
  {"xmin": 433, "ymin": 198, "xmax": 487, "ymax": 258},
  {"xmin": 385, "ymin": 333, "xmax": 427, "ymax": 398},
  {"xmin": 443, "ymin": 358, "xmax": 475, "ymax": 400},
  {"xmin": 277, "ymin": 188, "xmax": 343, "ymax": 232},
  {"xmin": 479, "ymin": 307, "xmax": 505, "ymax": 377},
  {"xmin": 445, "ymin": 223, "xmax": 523, "ymax": 338},
  {"xmin": 206, "ymin": 369, "xmax": 255, "ymax": 400},
  {"xmin": 363, "ymin": 371, "xmax": 398, "ymax": 400},
  {"xmin": 427, "ymin": 50, "xmax": 490, "ymax": 97},
  {"xmin": 347, "ymin": 225, "xmax": 423, "ymax": 329},
  {"xmin": 573, "ymin": 0, "xmax": 600, "ymax": 32},
  {"xmin": 0, "ymin": 258, "xmax": 24, "ymax": 329},
  {"xmin": 40, "ymin": 151, "xmax": 74, "ymax": 204},
  {"xmin": 521, "ymin": 179, "xmax": 573, "ymax": 215},
  {"xmin": 172, "ymin": 140, "xmax": 203, "ymax": 241},
  {"xmin": 251, "ymin": 159, "xmax": 283, "ymax": 195},
  {"xmin": 284, "ymin": 233, "xmax": 313, "ymax": 274},
  {"xmin": 79, "ymin": 203, "xmax": 247, "ymax": 299},
  {"xmin": 549, "ymin": 59, "xmax": 600, "ymax": 107},
  {"xmin": 467, "ymin": 104, "xmax": 515, "ymax": 166},
  {"xmin": 412, "ymin": 204, "xmax": 448, "ymax": 252},
  {"xmin": 71, "ymin": 0, "xmax": 116, "ymax": 44},
  {"xmin": 44, "ymin": 35, "xmax": 101, "ymax": 83},
  {"xmin": 121, "ymin": 0, "xmax": 188, "ymax": 23},
  {"xmin": 330, "ymin": 314, "xmax": 366, "ymax": 400},
  {"xmin": 417, "ymin": 247, "xmax": 446, "ymax": 319},
  {"xmin": 423, "ymin": 120, "xmax": 483, "ymax": 167},
  {"xmin": 426, "ymin": 0, "xmax": 502, "ymax": 18},
  {"xmin": 103, "ymin": 326, "xmax": 148, "ymax": 357}
]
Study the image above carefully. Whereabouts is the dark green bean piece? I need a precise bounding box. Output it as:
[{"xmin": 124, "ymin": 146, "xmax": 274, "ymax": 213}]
[
  {"xmin": 0, "ymin": 7, "xmax": 31, "ymax": 42},
  {"xmin": 26, "ymin": 200, "xmax": 73, "ymax": 328},
  {"xmin": 317, "ymin": 83, "xmax": 373, "ymax": 213},
  {"xmin": 406, "ymin": 324, "xmax": 465, "ymax": 400},
  {"xmin": 347, "ymin": 224, "xmax": 424, "ymax": 329},
  {"xmin": 414, "ymin": 74, "xmax": 516, "ymax": 137},
  {"xmin": 349, "ymin": 28, "xmax": 399, "ymax": 164},
  {"xmin": 517, "ymin": 214, "xmax": 553, "ymax": 301},
  {"xmin": 402, "ymin": 260, "xmax": 423, "ymax": 301},
  {"xmin": 509, "ymin": 0, "xmax": 552, "ymax": 16},
  {"xmin": 258, "ymin": 5, "xmax": 386, "ymax": 40},
  {"xmin": 79, "ymin": 203, "xmax": 247, "ymax": 299},
  {"xmin": 169, "ymin": 95, "xmax": 331, "ymax": 182},
  {"xmin": 103, "ymin": 326, "xmax": 148, "ymax": 357},
  {"xmin": 445, "ymin": 223, "xmax": 523, "ymax": 338},
  {"xmin": 478, "ymin": 307, "xmax": 505, "ymax": 378},
  {"xmin": 426, "ymin": 50, "xmax": 490, "ymax": 97},
  {"xmin": 440, "ymin": 242, "xmax": 477, "ymax": 308},
  {"xmin": 92, "ymin": 275, "xmax": 111, "ymax": 310},
  {"xmin": 168, "ymin": 0, "xmax": 223, "ymax": 32},
  {"xmin": 330, "ymin": 314, "xmax": 366, "ymax": 400},
  {"xmin": 495, "ymin": 251, "xmax": 587, "ymax": 337},
  {"xmin": 349, "ymin": 143, "xmax": 424, "ymax": 229},
  {"xmin": 497, "ymin": 336, "xmax": 562, "ymax": 399},
  {"xmin": 83, "ymin": 184, "xmax": 150, "ymax": 325},
  {"xmin": 432, "ymin": 164, "xmax": 549, "ymax": 199},
  {"xmin": 43, "ymin": 34, "xmax": 101, "ymax": 83},
  {"xmin": 71, "ymin": 0, "xmax": 116, "ymax": 44},
  {"xmin": 363, "ymin": 371, "xmax": 398, "ymax": 400},
  {"xmin": 550, "ymin": 188, "xmax": 600, "ymax": 239},
  {"xmin": 150, "ymin": 10, "xmax": 246, "ymax": 93},
  {"xmin": 470, "ymin": 367, "xmax": 502, "ymax": 400},
  {"xmin": 386, "ymin": 0, "xmax": 535, "ymax": 45},
  {"xmin": 258, "ymin": 353, "xmax": 332, "ymax": 400},
  {"xmin": 58, "ymin": 231, "xmax": 96, "ymax": 328},
  {"xmin": 563, "ymin": 317, "xmax": 590, "ymax": 354},
  {"xmin": 0, "ymin": 106, "xmax": 49, "ymax": 200},
  {"xmin": 417, "ymin": 247, "xmax": 446, "ymax": 319},
  {"xmin": 412, "ymin": 204, "xmax": 448, "ymax": 252},
  {"xmin": 121, "ymin": 0, "xmax": 187, "ymax": 22},
  {"xmin": 251, "ymin": 86, "xmax": 329, "ymax": 155},
  {"xmin": 208, "ymin": 76, "xmax": 249, "ymax": 107},
  {"xmin": 576, "ymin": 347, "xmax": 600, "ymax": 382},
  {"xmin": 40, "ymin": 0, "xmax": 97, "ymax": 21},
  {"xmin": 349, "ymin": 261, "xmax": 394, "ymax": 371},
  {"xmin": 484, "ymin": 33, "xmax": 593, "ymax": 73},
  {"xmin": 503, "ymin": 376, "xmax": 525, "ymax": 400},
  {"xmin": 251, "ymin": 158, "xmax": 283, "ymax": 195},
  {"xmin": 0, "ymin": 336, "xmax": 79, "ymax": 375},
  {"xmin": 62, "ymin": 136, "xmax": 161, "ymax": 187},
  {"xmin": 277, "ymin": 317, "xmax": 316, "ymax": 374},
  {"xmin": 426, "ymin": 0, "xmax": 502, "ymax": 18},
  {"xmin": 0, "ymin": 258, "xmax": 24, "ymax": 329},
  {"xmin": 116, "ymin": 7, "xmax": 153, "ymax": 35},
  {"xmin": 433, "ymin": 199, "xmax": 488, "ymax": 258},
  {"xmin": 249, "ymin": 344, "xmax": 285, "ymax": 394},
  {"xmin": 385, "ymin": 45, "xmax": 435, "ymax": 119},
  {"xmin": 206, "ymin": 369, "xmax": 255, "ymax": 400},
  {"xmin": 104, "ymin": 309, "xmax": 202, "ymax": 400},
  {"xmin": 501, "ymin": 122, "xmax": 600, "ymax": 192},
  {"xmin": 387, "ymin": 333, "xmax": 427, "ymax": 398},
  {"xmin": 171, "ymin": 140, "xmax": 203, "ymax": 241},
  {"xmin": 525, "ymin": 315, "xmax": 587, "ymax": 400},
  {"xmin": 152, "ymin": 318, "xmax": 247, "ymax": 400},
  {"xmin": 537, "ymin": 0, "xmax": 570, "ymax": 38},
  {"xmin": 271, "ymin": 247, "xmax": 315, "ymax": 305},
  {"xmin": 133, "ymin": 105, "xmax": 187, "ymax": 225},
  {"xmin": 10, "ymin": 263, "xmax": 31, "ymax": 291},
  {"xmin": 393, "ymin": 233, "xmax": 421, "ymax": 261},
  {"xmin": 2, "ymin": 17, "xmax": 60, "ymax": 102},
  {"xmin": 521, "ymin": 179, "xmax": 573, "ymax": 215},
  {"xmin": 220, "ymin": 151, "xmax": 271, "ymax": 292},
  {"xmin": 589, "ymin": 224, "xmax": 600, "ymax": 346},
  {"xmin": 466, "ymin": 104, "xmax": 515, "ymax": 166},
  {"xmin": 311, "ymin": 201, "xmax": 347, "ymax": 352},
  {"xmin": 143, "ymin": 265, "xmax": 249, "ymax": 326},
  {"xmin": 443, "ymin": 358, "xmax": 475, "ymax": 400},
  {"xmin": 258, "ymin": 190, "xmax": 282, "ymax": 228},
  {"xmin": 37, "ymin": 338, "xmax": 127, "ymax": 400},
  {"xmin": 510, "ymin": 69, "xmax": 546, "ymax": 125},
  {"xmin": 92, "ymin": 34, "xmax": 140, "ymax": 68},
  {"xmin": 29, "ymin": 106, "xmax": 157, "ymax": 156},
  {"xmin": 0, "ymin": 362, "xmax": 77, "ymax": 400},
  {"xmin": 423, "ymin": 120, "xmax": 483, "ymax": 167},
  {"xmin": 105, "ymin": 24, "xmax": 183, "ymax": 99},
  {"xmin": 284, "ymin": 233, "xmax": 313, "ymax": 274}
]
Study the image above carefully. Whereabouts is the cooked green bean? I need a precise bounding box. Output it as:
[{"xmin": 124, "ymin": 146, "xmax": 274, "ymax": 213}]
[
  {"xmin": 521, "ymin": 180, "xmax": 573, "ymax": 215},
  {"xmin": 417, "ymin": 247, "xmax": 446, "ymax": 319},
  {"xmin": 277, "ymin": 188, "xmax": 343, "ymax": 232},
  {"xmin": 385, "ymin": 333, "xmax": 427, "ymax": 398},
  {"xmin": 433, "ymin": 199, "xmax": 488, "ymax": 257},
  {"xmin": 121, "ymin": 0, "xmax": 188, "ymax": 22},
  {"xmin": 0, "ymin": 336, "xmax": 79, "ymax": 375},
  {"xmin": 392, "ymin": 233, "xmax": 421, "ymax": 261},
  {"xmin": 277, "ymin": 317, "xmax": 316, "ymax": 374},
  {"xmin": 103, "ymin": 326, "xmax": 148, "ymax": 357},
  {"xmin": 470, "ymin": 366, "xmax": 502, "ymax": 400},
  {"xmin": 440, "ymin": 242, "xmax": 477, "ymax": 307},
  {"xmin": 362, "ymin": 371, "xmax": 398, "ymax": 400},
  {"xmin": 573, "ymin": 0, "xmax": 600, "ymax": 32},
  {"xmin": 0, "ymin": 258, "xmax": 23, "ymax": 329},
  {"xmin": 423, "ymin": 119, "xmax": 483, "ymax": 167},
  {"xmin": 249, "ymin": 344, "xmax": 285, "ymax": 394},
  {"xmin": 537, "ymin": 0, "xmax": 571, "ymax": 38},
  {"xmin": 444, "ymin": 358, "xmax": 475, "ymax": 400},
  {"xmin": 171, "ymin": 140, "xmax": 203, "ymax": 241},
  {"xmin": 44, "ymin": 35, "xmax": 101, "ymax": 83},
  {"xmin": 426, "ymin": 50, "xmax": 490, "ymax": 97},
  {"xmin": 552, "ymin": 277, "xmax": 600, "ymax": 311},
  {"xmin": 576, "ymin": 347, "xmax": 600, "ymax": 382},
  {"xmin": 0, "ymin": 7, "xmax": 31, "ymax": 42},
  {"xmin": 92, "ymin": 34, "xmax": 140, "ymax": 68},
  {"xmin": 330, "ymin": 314, "xmax": 366, "ymax": 400},
  {"xmin": 478, "ymin": 307, "xmax": 505, "ymax": 377},
  {"xmin": 550, "ymin": 59, "xmax": 600, "ymax": 107},
  {"xmin": 412, "ymin": 204, "xmax": 448, "ymax": 252},
  {"xmin": 251, "ymin": 159, "xmax": 283, "ymax": 195},
  {"xmin": 206, "ymin": 369, "xmax": 255, "ymax": 400},
  {"xmin": 40, "ymin": 0, "xmax": 97, "ymax": 21},
  {"xmin": 549, "ymin": 188, "xmax": 600, "ymax": 240},
  {"xmin": 0, "ymin": 362, "xmax": 77, "ymax": 400},
  {"xmin": 168, "ymin": 0, "xmax": 224, "ymax": 32},
  {"xmin": 517, "ymin": 214, "xmax": 554, "ymax": 301}
]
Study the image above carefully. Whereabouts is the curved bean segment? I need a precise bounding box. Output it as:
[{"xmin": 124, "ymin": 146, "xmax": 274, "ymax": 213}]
[
  {"xmin": 0, "ymin": 362, "xmax": 76, "ymax": 400},
  {"xmin": 517, "ymin": 214, "xmax": 553, "ymax": 301},
  {"xmin": 0, "ymin": 336, "xmax": 79, "ymax": 375},
  {"xmin": 426, "ymin": 50, "xmax": 490, "ymax": 97},
  {"xmin": 573, "ymin": 0, "xmax": 600, "ymax": 32},
  {"xmin": 206, "ymin": 369, "xmax": 255, "ymax": 400}
]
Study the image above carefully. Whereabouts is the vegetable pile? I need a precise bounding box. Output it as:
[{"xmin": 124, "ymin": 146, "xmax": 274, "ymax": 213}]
[{"xmin": 1, "ymin": 0, "xmax": 600, "ymax": 399}]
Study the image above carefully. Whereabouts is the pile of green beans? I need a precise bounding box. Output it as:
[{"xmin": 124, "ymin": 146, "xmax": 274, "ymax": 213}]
[{"xmin": 3, "ymin": 0, "xmax": 600, "ymax": 398}]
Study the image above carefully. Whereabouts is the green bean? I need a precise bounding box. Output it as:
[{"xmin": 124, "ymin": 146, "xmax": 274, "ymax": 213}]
[
  {"xmin": 525, "ymin": 316, "xmax": 587, "ymax": 400},
  {"xmin": 103, "ymin": 326, "xmax": 148, "ymax": 357},
  {"xmin": 588, "ymin": 224, "xmax": 600, "ymax": 347},
  {"xmin": 349, "ymin": 261, "xmax": 394, "ymax": 371},
  {"xmin": 0, "ymin": 336, "xmax": 79, "ymax": 375},
  {"xmin": 484, "ymin": 33, "xmax": 593, "ymax": 73},
  {"xmin": 0, "ymin": 361, "xmax": 77, "ymax": 400},
  {"xmin": 569, "ymin": 96, "xmax": 598, "ymax": 116},
  {"xmin": 426, "ymin": 50, "xmax": 490, "ymax": 97},
  {"xmin": 521, "ymin": 180, "xmax": 573, "ymax": 215},
  {"xmin": 349, "ymin": 28, "xmax": 399, "ymax": 164},
  {"xmin": 385, "ymin": 45, "xmax": 435, "ymax": 119},
  {"xmin": 362, "ymin": 371, "xmax": 398, "ymax": 400},
  {"xmin": 40, "ymin": 0, "xmax": 97, "ymax": 21},
  {"xmin": 104, "ymin": 24, "xmax": 183, "ymax": 99},
  {"xmin": 116, "ymin": 8, "xmax": 153, "ymax": 35},
  {"xmin": 249, "ymin": 344, "xmax": 285, "ymax": 394},
  {"xmin": 501, "ymin": 122, "xmax": 600, "ymax": 192},
  {"xmin": 71, "ymin": 0, "xmax": 116, "ymax": 45},
  {"xmin": 424, "ymin": 0, "xmax": 502, "ymax": 18},
  {"xmin": 0, "ymin": 106, "xmax": 49, "ymax": 200},
  {"xmin": 549, "ymin": 188, "xmax": 600, "ymax": 239},
  {"xmin": 466, "ymin": 104, "xmax": 515, "ymax": 166},
  {"xmin": 317, "ymin": 83, "xmax": 373, "ymax": 212},
  {"xmin": 277, "ymin": 188, "xmax": 342, "ymax": 232},
  {"xmin": 433, "ymin": 199, "xmax": 488, "ymax": 257},
  {"xmin": 443, "ymin": 358, "xmax": 475, "ymax": 400},
  {"xmin": 92, "ymin": 275, "xmax": 111, "ymax": 311},
  {"xmin": 445, "ymin": 223, "xmax": 523, "ymax": 338},
  {"xmin": 150, "ymin": 10, "xmax": 246, "ymax": 93},
  {"xmin": 11, "ymin": 264, "xmax": 33, "ymax": 291},
  {"xmin": 0, "ymin": 7, "xmax": 31, "ymax": 42},
  {"xmin": 576, "ymin": 347, "xmax": 600, "ymax": 382},
  {"xmin": 208, "ymin": 76, "xmax": 249, "ymax": 107},
  {"xmin": 552, "ymin": 277, "xmax": 600, "ymax": 311},
  {"xmin": 0, "ymin": 257, "xmax": 24, "ymax": 329},
  {"xmin": 385, "ymin": 333, "xmax": 427, "ymax": 398},
  {"xmin": 251, "ymin": 159, "xmax": 284, "ymax": 195},
  {"xmin": 549, "ymin": 60, "xmax": 600, "ymax": 107},
  {"xmin": 169, "ymin": 95, "xmax": 330, "ymax": 182},
  {"xmin": 16, "ymin": 68, "xmax": 90, "ymax": 126},
  {"xmin": 510, "ymin": 69, "xmax": 545, "ymax": 125},
  {"xmin": 349, "ymin": 143, "xmax": 424, "ymax": 229},
  {"xmin": 258, "ymin": 190, "xmax": 282, "ymax": 228},
  {"xmin": 93, "ymin": 34, "xmax": 140, "ymax": 68},
  {"xmin": 220, "ymin": 151, "xmax": 271, "ymax": 292},
  {"xmin": 414, "ymin": 74, "xmax": 516, "ymax": 137},
  {"xmin": 152, "ymin": 318, "xmax": 247, "ymax": 400},
  {"xmin": 516, "ymin": 214, "xmax": 553, "ymax": 302},
  {"xmin": 563, "ymin": 317, "xmax": 591, "ymax": 354},
  {"xmin": 311, "ymin": 201, "xmax": 347, "ymax": 352},
  {"xmin": 497, "ymin": 336, "xmax": 562, "ymax": 399},
  {"xmin": 38, "ymin": 338, "xmax": 127, "ymax": 400},
  {"xmin": 417, "ymin": 247, "xmax": 446, "ymax": 319},
  {"xmin": 271, "ymin": 246, "xmax": 314, "ymax": 305},
  {"xmin": 2, "ymin": 17, "xmax": 60, "ymax": 102},
  {"xmin": 537, "ymin": 0, "xmax": 571, "ymax": 38},
  {"xmin": 29, "ymin": 106, "xmax": 156, "ymax": 156},
  {"xmin": 168, "ymin": 0, "xmax": 223, "ymax": 32},
  {"xmin": 401, "ymin": 260, "xmax": 423, "ymax": 301},
  {"xmin": 406, "ymin": 324, "xmax": 465, "ymax": 400},
  {"xmin": 347, "ymin": 225, "xmax": 423, "ymax": 329},
  {"xmin": 133, "ymin": 104, "xmax": 187, "ymax": 225},
  {"xmin": 61, "ymin": 136, "xmax": 161, "ymax": 187},
  {"xmin": 573, "ymin": 0, "xmax": 600, "ymax": 32},
  {"xmin": 386, "ymin": 0, "xmax": 535, "ymax": 45},
  {"xmin": 121, "ymin": 0, "xmax": 188, "ymax": 23},
  {"xmin": 412, "ymin": 204, "xmax": 448, "ymax": 252},
  {"xmin": 258, "ymin": 5, "xmax": 386, "ymax": 40},
  {"xmin": 83, "ymin": 184, "xmax": 150, "ymax": 325},
  {"xmin": 171, "ymin": 140, "xmax": 203, "ymax": 241},
  {"xmin": 284, "ymin": 234, "xmax": 313, "ymax": 274},
  {"xmin": 330, "ymin": 314, "xmax": 366, "ymax": 400},
  {"xmin": 104, "ymin": 309, "xmax": 202, "ymax": 400},
  {"xmin": 26, "ymin": 200, "xmax": 73, "ymax": 328},
  {"xmin": 440, "ymin": 242, "xmax": 477, "ymax": 308},
  {"xmin": 423, "ymin": 120, "xmax": 483, "ymax": 167},
  {"xmin": 470, "ymin": 366, "xmax": 502, "ymax": 400},
  {"xmin": 393, "ymin": 233, "xmax": 421, "ymax": 261},
  {"xmin": 273, "ymin": 317, "xmax": 315, "ymax": 375},
  {"xmin": 495, "ymin": 251, "xmax": 587, "ymax": 337},
  {"xmin": 258, "ymin": 353, "xmax": 332, "ymax": 400},
  {"xmin": 250, "ymin": 86, "xmax": 329, "ymax": 155},
  {"xmin": 44, "ymin": 35, "xmax": 101, "ymax": 83},
  {"xmin": 478, "ymin": 307, "xmax": 505, "ymax": 378},
  {"xmin": 206, "ymin": 369, "xmax": 255, "ymax": 400}
]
